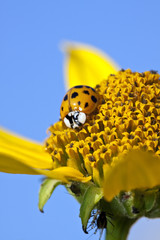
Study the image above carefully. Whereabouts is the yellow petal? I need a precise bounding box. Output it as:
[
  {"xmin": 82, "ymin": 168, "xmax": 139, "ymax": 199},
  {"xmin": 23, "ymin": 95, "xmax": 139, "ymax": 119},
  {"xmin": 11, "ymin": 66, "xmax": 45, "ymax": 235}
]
[
  {"xmin": 92, "ymin": 166, "xmax": 103, "ymax": 187},
  {"xmin": 39, "ymin": 167, "xmax": 92, "ymax": 183},
  {"xmin": 63, "ymin": 42, "xmax": 120, "ymax": 89},
  {"xmin": 0, "ymin": 128, "xmax": 53, "ymax": 174},
  {"xmin": 103, "ymin": 150, "xmax": 160, "ymax": 201}
]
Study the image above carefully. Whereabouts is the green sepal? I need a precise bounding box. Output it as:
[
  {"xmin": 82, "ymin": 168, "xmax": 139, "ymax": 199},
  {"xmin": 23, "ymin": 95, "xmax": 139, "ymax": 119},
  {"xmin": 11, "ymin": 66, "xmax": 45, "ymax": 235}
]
[
  {"xmin": 110, "ymin": 191, "xmax": 144, "ymax": 219},
  {"xmin": 144, "ymin": 190, "xmax": 156, "ymax": 212},
  {"xmin": 79, "ymin": 185, "xmax": 103, "ymax": 232},
  {"xmin": 38, "ymin": 178, "xmax": 61, "ymax": 212},
  {"xmin": 145, "ymin": 189, "xmax": 160, "ymax": 218},
  {"xmin": 105, "ymin": 217, "xmax": 137, "ymax": 240},
  {"xmin": 66, "ymin": 181, "xmax": 91, "ymax": 204}
]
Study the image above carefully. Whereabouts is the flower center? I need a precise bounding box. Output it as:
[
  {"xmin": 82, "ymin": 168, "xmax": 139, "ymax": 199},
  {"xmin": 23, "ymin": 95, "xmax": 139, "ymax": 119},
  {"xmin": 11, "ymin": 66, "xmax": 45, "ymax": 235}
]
[{"xmin": 45, "ymin": 69, "xmax": 160, "ymax": 182}]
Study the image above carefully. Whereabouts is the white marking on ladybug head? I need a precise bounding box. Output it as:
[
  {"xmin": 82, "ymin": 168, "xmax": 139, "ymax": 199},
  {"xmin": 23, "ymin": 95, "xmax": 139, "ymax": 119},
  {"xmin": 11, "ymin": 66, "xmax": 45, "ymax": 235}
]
[
  {"xmin": 75, "ymin": 111, "xmax": 86, "ymax": 125},
  {"xmin": 64, "ymin": 116, "xmax": 72, "ymax": 128},
  {"xmin": 64, "ymin": 111, "xmax": 86, "ymax": 129}
]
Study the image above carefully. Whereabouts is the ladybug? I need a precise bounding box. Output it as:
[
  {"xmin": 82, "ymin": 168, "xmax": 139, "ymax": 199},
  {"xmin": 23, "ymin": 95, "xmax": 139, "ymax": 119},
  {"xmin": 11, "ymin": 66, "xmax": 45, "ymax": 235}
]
[{"xmin": 60, "ymin": 85, "xmax": 98, "ymax": 128}]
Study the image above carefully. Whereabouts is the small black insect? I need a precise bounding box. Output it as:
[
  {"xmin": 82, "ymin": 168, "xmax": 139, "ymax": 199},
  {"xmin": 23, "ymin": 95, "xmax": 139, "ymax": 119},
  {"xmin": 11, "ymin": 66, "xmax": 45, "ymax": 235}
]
[
  {"xmin": 83, "ymin": 210, "xmax": 110, "ymax": 240},
  {"xmin": 97, "ymin": 212, "xmax": 107, "ymax": 229},
  {"xmin": 95, "ymin": 212, "xmax": 107, "ymax": 240}
]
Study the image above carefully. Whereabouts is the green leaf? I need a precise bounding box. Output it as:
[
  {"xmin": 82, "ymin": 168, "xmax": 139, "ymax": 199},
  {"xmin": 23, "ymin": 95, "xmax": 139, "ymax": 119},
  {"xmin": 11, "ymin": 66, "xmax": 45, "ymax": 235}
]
[
  {"xmin": 38, "ymin": 178, "xmax": 61, "ymax": 212},
  {"xmin": 79, "ymin": 185, "xmax": 103, "ymax": 232}
]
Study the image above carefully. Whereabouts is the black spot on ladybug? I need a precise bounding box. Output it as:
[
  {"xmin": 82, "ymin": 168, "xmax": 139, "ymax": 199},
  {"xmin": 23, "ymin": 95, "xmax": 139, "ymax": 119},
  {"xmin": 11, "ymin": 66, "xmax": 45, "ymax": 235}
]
[
  {"xmin": 86, "ymin": 86, "xmax": 96, "ymax": 92},
  {"xmin": 78, "ymin": 101, "xmax": 81, "ymax": 105},
  {"xmin": 64, "ymin": 94, "xmax": 68, "ymax": 101},
  {"xmin": 84, "ymin": 102, "xmax": 89, "ymax": 108},
  {"xmin": 61, "ymin": 106, "xmax": 64, "ymax": 111},
  {"xmin": 83, "ymin": 90, "xmax": 90, "ymax": 95},
  {"xmin": 71, "ymin": 92, "xmax": 78, "ymax": 98},
  {"xmin": 74, "ymin": 85, "xmax": 83, "ymax": 88},
  {"xmin": 91, "ymin": 95, "xmax": 97, "ymax": 103}
]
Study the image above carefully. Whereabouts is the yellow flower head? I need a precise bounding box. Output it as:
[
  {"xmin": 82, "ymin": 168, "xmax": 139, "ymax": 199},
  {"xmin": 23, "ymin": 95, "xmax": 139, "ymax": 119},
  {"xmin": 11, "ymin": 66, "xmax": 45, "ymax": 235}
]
[{"xmin": 46, "ymin": 69, "xmax": 160, "ymax": 199}]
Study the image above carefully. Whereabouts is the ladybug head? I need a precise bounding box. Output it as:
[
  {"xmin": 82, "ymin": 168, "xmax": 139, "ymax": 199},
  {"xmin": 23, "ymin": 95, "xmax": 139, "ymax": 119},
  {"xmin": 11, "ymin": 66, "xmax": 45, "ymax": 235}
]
[{"xmin": 64, "ymin": 111, "xmax": 86, "ymax": 129}]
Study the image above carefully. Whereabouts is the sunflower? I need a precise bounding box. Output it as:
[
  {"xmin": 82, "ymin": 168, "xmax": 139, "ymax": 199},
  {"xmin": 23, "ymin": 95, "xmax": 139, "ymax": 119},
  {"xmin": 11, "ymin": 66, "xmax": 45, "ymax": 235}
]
[{"xmin": 1, "ymin": 43, "xmax": 160, "ymax": 240}]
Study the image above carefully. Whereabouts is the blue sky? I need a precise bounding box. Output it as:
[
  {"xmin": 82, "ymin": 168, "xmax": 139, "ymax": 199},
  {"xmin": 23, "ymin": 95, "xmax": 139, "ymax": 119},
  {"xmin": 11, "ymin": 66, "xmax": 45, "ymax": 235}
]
[{"xmin": 0, "ymin": 1, "xmax": 160, "ymax": 239}]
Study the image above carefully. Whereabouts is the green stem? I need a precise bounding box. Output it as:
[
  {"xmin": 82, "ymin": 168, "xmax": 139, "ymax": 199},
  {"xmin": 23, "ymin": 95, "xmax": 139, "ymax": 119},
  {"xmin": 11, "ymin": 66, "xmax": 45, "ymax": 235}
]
[{"xmin": 106, "ymin": 217, "xmax": 137, "ymax": 240}]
